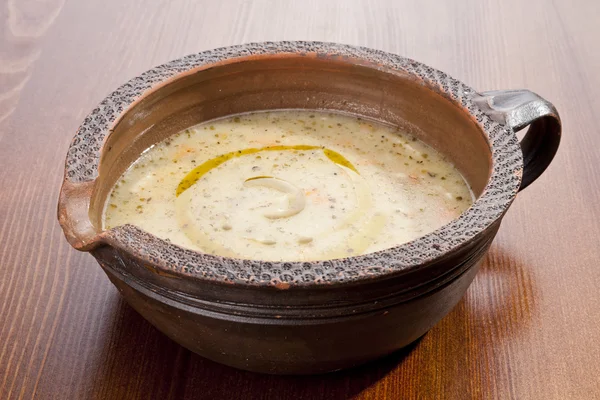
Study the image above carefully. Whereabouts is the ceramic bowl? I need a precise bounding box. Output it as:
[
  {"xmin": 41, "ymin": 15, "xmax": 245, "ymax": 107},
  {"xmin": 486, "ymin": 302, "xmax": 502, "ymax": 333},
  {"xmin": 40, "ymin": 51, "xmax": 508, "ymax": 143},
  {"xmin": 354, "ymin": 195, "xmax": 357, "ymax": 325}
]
[{"xmin": 58, "ymin": 42, "xmax": 561, "ymax": 374}]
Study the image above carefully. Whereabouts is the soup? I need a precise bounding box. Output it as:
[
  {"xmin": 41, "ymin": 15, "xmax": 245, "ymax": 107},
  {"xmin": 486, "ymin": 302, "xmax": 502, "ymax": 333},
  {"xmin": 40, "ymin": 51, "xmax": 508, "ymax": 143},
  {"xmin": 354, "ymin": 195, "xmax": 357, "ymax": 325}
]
[{"xmin": 103, "ymin": 110, "xmax": 473, "ymax": 261}]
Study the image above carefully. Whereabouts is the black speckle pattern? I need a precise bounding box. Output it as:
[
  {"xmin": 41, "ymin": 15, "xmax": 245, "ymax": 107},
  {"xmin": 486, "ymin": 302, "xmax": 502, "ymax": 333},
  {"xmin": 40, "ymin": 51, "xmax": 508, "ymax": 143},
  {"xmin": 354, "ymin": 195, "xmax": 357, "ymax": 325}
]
[{"xmin": 66, "ymin": 41, "xmax": 522, "ymax": 286}]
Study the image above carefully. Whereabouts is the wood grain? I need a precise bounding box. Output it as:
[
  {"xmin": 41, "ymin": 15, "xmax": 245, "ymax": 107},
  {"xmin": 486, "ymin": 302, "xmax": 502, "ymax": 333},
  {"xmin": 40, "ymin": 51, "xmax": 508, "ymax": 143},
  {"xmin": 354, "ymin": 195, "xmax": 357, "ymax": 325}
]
[{"xmin": 1, "ymin": 0, "xmax": 599, "ymax": 398}]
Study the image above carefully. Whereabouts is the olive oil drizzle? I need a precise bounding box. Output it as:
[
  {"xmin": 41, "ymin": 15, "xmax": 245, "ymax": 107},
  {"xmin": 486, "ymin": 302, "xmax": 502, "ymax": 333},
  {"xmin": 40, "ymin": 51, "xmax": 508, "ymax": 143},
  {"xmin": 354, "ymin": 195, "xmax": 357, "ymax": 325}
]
[{"xmin": 176, "ymin": 145, "xmax": 358, "ymax": 196}]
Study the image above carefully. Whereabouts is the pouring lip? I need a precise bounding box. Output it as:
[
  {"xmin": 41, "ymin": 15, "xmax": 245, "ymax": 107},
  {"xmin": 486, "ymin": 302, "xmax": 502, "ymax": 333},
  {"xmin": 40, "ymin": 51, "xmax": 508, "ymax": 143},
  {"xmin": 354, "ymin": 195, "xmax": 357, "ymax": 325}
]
[{"xmin": 57, "ymin": 41, "xmax": 522, "ymax": 288}]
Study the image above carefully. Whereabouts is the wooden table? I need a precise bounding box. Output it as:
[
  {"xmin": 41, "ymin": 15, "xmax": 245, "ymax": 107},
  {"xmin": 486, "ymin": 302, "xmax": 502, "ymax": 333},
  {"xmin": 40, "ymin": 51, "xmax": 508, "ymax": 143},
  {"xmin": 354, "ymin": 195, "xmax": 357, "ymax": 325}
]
[{"xmin": 1, "ymin": 0, "xmax": 599, "ymax": 398}]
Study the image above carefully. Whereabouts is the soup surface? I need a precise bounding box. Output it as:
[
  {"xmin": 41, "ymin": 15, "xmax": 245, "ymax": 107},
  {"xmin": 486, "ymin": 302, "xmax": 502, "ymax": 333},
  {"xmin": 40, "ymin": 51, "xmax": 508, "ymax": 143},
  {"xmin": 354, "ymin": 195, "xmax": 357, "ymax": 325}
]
[{"xmin": 103, "ymin": 110, "xmax": 473, "ymax": 261}]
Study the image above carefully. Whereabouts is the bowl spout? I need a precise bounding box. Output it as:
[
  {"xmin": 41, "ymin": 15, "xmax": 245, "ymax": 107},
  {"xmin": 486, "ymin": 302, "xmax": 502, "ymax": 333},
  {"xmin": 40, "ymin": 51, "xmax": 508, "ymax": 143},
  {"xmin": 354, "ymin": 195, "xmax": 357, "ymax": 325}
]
[{"xmin": 57, "ymin": 179, "xmax": 101, "ymax": 251}]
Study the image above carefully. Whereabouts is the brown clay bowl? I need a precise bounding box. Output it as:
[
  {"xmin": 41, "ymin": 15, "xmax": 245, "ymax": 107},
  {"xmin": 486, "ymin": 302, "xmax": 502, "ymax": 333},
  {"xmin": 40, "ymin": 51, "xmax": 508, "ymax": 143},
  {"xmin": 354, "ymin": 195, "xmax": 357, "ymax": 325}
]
[{"xmin": 57, "ymin": 42, "xmax": 561, "ymax": 374}]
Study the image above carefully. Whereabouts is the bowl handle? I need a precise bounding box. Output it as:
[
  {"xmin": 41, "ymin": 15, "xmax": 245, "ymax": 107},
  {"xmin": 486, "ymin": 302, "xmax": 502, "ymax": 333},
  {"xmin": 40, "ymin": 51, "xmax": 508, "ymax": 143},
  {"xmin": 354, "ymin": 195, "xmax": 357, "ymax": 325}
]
[{"xmin": 474, "ymin": 90, "xmax": 561, "ymax": 191}]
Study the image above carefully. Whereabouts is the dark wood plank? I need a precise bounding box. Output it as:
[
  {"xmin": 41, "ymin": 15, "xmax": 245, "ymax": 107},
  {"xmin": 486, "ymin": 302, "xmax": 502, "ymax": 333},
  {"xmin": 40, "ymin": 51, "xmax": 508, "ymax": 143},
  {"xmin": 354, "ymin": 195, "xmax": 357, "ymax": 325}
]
[{"xmin": 1, "ymin": 0, "xmax": 599, "ymax": 399}]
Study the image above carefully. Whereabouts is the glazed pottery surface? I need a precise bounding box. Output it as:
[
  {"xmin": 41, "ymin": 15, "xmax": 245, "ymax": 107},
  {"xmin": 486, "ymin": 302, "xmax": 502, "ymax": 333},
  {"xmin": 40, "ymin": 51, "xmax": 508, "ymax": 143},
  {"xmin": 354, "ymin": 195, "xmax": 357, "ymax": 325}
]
[{"xmin": 58, "ymin": 42, "xmax": 561, "ymax": 374}]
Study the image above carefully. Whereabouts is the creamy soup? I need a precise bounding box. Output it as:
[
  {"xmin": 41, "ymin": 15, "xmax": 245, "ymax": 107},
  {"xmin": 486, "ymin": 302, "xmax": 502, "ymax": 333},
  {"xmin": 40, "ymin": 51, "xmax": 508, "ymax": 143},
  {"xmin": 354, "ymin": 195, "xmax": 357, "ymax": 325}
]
[{"xmin": 103, "ymin": 110, "xmax": 473, "ymax": 261}]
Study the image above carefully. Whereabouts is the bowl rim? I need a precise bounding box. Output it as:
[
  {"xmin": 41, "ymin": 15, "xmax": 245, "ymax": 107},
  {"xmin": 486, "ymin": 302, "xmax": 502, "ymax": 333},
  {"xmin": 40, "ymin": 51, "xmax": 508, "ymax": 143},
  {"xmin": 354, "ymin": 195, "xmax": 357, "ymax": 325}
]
[{"xmin": 61, "ymin": 41, "xmax": 522, "ymax": 288}]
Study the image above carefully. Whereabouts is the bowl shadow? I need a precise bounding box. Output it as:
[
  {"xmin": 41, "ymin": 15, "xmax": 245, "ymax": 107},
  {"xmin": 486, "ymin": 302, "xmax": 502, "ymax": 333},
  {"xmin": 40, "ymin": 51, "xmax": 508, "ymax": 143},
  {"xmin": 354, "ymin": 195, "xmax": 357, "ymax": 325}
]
[
  {"xmin": 89, "ymin": 295, "xmax": 418, "ymax": 400},
  {"xmin": 404, "ymin": 243, "xmax": 539, "ymax": 399},
  {"xmin": 89, "ymin": 244, "xmax": 537, "ymax": 400}
]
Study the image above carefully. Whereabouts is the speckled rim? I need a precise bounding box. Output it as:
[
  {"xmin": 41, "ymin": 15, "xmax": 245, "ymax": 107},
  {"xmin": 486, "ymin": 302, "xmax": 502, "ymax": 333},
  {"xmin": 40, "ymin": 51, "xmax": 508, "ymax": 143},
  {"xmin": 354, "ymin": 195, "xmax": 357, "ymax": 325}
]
[{"xmin": 63, "ymin": 41, "xmax": 522, "ymax": 287}]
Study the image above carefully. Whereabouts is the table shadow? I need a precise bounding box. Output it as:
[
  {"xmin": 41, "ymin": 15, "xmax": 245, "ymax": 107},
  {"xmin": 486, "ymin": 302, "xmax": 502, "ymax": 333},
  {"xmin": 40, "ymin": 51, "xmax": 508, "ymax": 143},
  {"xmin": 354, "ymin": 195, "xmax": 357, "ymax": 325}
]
[{"xmin": 90, "ymin": 244, "xmax": 536, "ymax": 400}]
